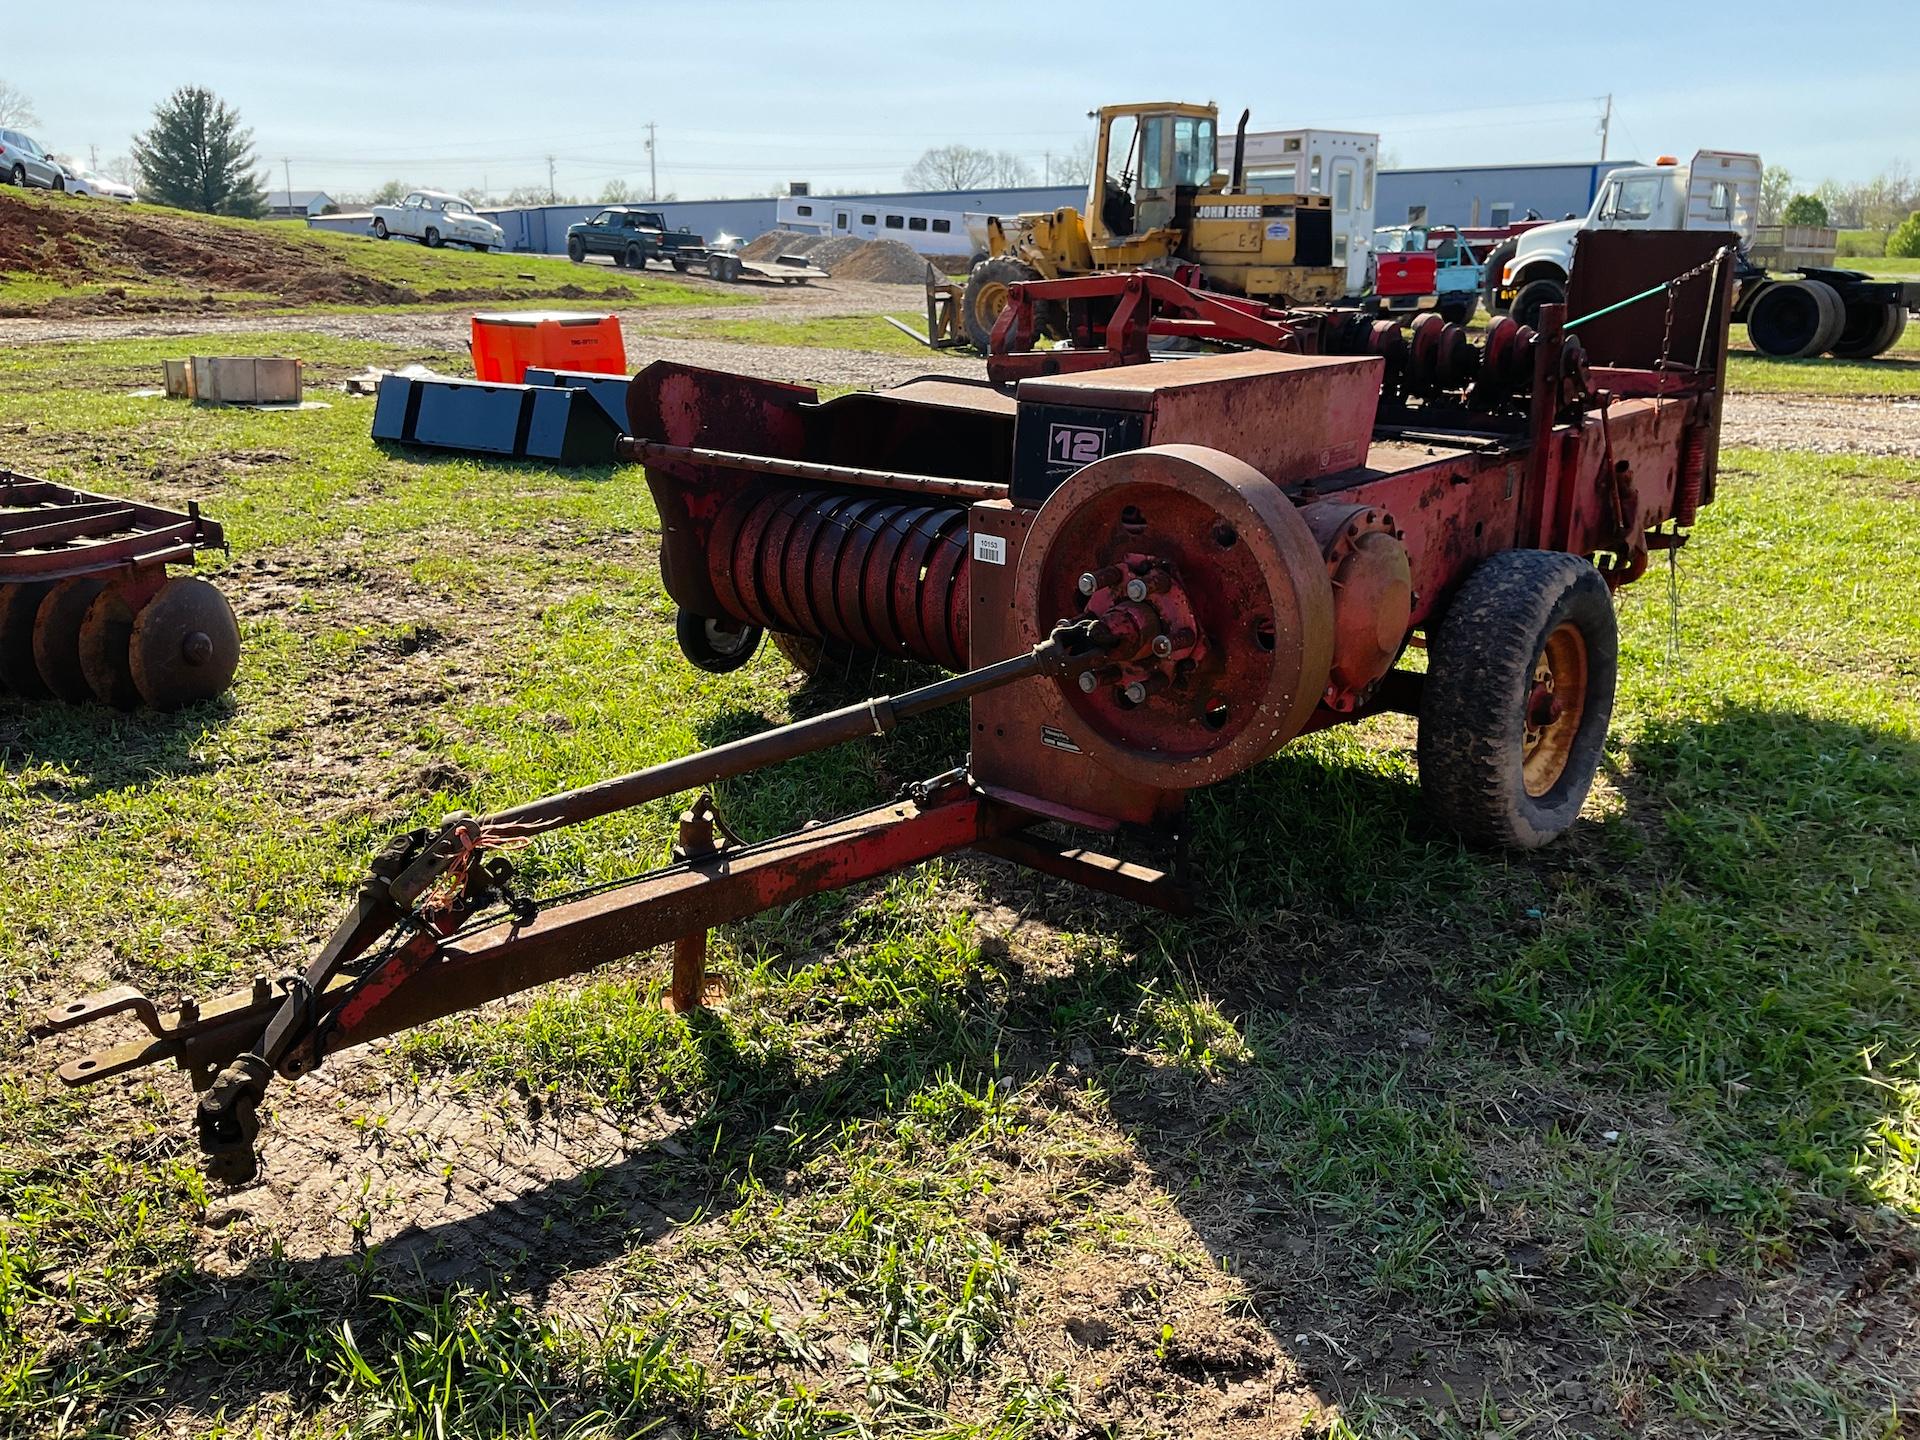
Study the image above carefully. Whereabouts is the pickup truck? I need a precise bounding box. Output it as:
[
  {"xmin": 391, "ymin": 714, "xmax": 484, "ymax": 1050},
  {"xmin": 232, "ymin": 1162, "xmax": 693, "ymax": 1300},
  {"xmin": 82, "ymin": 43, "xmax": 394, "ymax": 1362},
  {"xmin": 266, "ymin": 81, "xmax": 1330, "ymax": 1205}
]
[
  {"xmin": 370, "ymin": 191, "xmax": 505, "ymax": 251},
  {"xmin": 1493, "ymin": 151, "xmax": 1915, "ymax": 359},
  {"xmin": 1368, "ymin": 227, "xmax": 1484, "ymax": 324},
  {"xmin": 565, "ymin": 208, "xmax": 708, "ymax": 270}
]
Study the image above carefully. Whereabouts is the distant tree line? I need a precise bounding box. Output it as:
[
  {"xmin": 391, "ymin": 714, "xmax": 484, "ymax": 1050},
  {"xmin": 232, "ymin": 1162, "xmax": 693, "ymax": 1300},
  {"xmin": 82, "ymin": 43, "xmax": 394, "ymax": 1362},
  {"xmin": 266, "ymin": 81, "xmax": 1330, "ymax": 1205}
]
[{"xmin": 1761, "ymin": 160, "xmax": 1919, "ymax": 254}]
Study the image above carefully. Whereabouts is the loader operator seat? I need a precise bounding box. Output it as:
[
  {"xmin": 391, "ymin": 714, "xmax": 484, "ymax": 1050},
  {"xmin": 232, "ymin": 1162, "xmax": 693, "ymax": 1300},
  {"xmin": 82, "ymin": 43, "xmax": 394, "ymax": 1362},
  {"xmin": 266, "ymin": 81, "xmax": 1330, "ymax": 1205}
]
[{"xmin": 1102, "ymin": 180, "xmax": 1136, "ymax": 240}]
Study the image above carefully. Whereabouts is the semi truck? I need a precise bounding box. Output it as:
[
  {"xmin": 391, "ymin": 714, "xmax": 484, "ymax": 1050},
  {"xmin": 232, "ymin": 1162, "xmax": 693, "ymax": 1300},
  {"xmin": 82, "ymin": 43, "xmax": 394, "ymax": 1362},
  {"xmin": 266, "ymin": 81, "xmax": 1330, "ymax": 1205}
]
[{"xmin": 1490, "ymin": 150, "xmax": 1914, "ymax": 359}]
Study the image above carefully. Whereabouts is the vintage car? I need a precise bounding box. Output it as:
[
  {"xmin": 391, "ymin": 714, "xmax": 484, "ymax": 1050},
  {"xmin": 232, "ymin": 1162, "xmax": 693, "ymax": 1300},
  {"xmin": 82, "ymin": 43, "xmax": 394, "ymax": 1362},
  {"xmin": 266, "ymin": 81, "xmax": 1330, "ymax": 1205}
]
[{"xmin": 370, "ymin": 190, "xmax": 506, "ymax": 251}]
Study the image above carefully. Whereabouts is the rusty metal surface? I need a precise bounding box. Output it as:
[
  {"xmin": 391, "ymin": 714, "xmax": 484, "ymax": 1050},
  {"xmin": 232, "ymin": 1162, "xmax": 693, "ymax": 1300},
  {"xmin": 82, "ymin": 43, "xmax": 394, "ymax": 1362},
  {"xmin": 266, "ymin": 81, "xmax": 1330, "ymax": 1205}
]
[
  {"xmin": 0, "ymin": 470, "xmax": 224, "ymax": 585},
  {"xmin": 1014, "ymin": 445, "xmax": 1334, "ymax": 790}
]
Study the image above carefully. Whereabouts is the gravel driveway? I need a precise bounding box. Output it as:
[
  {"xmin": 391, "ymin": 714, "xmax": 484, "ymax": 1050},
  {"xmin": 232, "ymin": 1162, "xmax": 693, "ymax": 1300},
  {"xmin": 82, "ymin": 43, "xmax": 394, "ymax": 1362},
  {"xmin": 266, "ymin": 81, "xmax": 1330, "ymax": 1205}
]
[{"xmin": 5, "ymin": 288, "xmax": 1915, "ymax": 454}]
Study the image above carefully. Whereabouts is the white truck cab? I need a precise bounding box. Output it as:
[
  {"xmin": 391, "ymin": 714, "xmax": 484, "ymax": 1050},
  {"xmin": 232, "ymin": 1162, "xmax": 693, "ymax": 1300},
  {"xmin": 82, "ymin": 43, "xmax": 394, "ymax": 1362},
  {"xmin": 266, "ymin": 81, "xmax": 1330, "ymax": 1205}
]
[
  {"xmin": 1499, "ymin": 151, "xmax": 1758, "ymax": 320},
  {"xmin": 1492, "ymin": 150, "xmax": 1911, "ymax": 359}
]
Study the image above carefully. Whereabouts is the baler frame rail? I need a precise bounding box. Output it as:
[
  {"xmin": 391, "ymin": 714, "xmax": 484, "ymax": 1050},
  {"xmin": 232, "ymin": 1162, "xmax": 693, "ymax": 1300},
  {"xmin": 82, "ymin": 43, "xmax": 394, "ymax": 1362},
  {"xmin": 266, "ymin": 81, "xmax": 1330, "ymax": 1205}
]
[{"xmin": 41, "ymin": 623, "xmax": 1154, "ymax": 1183}]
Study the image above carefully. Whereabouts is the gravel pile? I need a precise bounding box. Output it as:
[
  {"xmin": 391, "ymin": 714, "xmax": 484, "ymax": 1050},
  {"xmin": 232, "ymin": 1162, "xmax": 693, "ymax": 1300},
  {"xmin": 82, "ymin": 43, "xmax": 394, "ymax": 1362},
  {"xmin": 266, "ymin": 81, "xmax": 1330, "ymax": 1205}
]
[
  {"xmin": 741, "ymin": 229, "xmax": 824, "ymax": 260},
  {"xmin": 831, "ymin": 239, "xmax": 930, "ymax": 284},
  {"xmin": 807, "ymin": 235, "xmax": 870, "ymax": 269}
]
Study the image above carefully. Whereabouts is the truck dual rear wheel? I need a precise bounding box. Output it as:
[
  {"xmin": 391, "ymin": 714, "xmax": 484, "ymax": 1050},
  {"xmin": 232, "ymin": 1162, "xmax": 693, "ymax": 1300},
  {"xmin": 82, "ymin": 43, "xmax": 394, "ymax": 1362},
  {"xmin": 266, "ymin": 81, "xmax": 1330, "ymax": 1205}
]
[
  {"xmin": 1418, "ymin": 550, "xmax": 1618, "ymax": 849},
  {"xmin": 1510, "ymin": 276, "xmax": 1567, "ymax": 331},
  {"xmin": 1744, "ymin": 278, "xmax": 1845, "ymax": 358},
  {"xmin": 1828, "ymin": 299, "xmax": 1908, "ymax": 359}
]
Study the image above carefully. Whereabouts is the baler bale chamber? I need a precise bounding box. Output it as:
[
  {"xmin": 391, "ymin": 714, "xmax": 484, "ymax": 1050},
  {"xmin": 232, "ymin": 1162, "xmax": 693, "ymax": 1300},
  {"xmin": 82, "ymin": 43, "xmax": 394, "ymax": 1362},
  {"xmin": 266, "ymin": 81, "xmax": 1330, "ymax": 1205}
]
[
  {"xmin": 41, "ymin": 232, "xmax": 1737, "ymax": 1182},
  {"xmin": 630, "ymin": 230, "xmax": 1734, "ymax": 834}
]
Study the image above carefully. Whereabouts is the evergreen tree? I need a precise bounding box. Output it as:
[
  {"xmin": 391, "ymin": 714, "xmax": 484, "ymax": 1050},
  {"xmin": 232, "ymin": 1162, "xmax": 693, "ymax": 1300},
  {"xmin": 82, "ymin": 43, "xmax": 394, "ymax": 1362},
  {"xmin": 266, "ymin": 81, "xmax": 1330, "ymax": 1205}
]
[{"xmin": 132, "ymin": 87, "xmax": 267, "ymax": 217}]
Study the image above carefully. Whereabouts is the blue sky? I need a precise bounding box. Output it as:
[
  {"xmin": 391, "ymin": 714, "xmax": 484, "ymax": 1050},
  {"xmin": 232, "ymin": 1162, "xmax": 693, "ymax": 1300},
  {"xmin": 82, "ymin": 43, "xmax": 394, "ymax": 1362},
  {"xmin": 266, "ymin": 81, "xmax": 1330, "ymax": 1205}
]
[{"xmin": 8, "ymin": 0, "xmax": 1915, "ymax": 200}]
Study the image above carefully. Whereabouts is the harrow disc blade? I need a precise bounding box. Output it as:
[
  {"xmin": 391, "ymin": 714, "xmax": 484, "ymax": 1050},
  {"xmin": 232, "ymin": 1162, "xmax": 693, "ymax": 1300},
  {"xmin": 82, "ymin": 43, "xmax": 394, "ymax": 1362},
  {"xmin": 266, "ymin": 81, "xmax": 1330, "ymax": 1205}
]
[
  {"xmin": 0, "ymin": 582, "xmax": 55, "ymax": 700},
  {"xmin": 33, "ymin": 577, "xmax": 109, "ymax": 704},
  {"xmin": 78, "ymin": 586, "xmax": 142, "ymax": 710},
  {"xmin": 129, "ymin": 577, "xmax": 240, "ymax": 711}
]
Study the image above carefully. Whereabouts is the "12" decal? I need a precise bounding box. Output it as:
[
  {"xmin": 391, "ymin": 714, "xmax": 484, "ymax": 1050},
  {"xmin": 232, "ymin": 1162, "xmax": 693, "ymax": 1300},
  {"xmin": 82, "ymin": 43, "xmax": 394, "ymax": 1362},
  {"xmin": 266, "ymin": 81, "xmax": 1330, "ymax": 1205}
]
[{"xmin": 1048, "ymin": 423, "xmax": 1106, "ymax": 467}]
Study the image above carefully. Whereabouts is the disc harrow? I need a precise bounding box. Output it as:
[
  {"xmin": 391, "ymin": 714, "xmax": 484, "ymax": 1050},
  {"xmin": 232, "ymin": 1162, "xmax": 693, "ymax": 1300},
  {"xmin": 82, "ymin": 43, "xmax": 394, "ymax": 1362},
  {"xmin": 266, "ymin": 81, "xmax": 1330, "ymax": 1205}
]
[{"xmin": 0, "ymin": 468, "xmax": 239, "ymax": 711}]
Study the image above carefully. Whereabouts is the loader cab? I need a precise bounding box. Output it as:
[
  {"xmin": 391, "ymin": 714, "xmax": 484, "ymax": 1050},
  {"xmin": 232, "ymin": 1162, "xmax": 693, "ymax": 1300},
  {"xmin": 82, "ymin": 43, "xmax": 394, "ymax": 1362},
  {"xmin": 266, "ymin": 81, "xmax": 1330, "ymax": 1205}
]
[{"xmin": 1089, "ymin": 102, "xmax": 1219, "ymax": 249}]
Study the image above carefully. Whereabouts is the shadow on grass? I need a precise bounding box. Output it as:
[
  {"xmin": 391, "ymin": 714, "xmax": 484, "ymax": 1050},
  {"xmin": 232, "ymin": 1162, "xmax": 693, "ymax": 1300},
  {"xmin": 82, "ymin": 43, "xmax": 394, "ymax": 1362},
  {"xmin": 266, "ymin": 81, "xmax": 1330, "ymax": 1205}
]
[
  {"xmin": 54, "ymin": 702, "xmax": 1920, "ymax": 1431},
  {"xmin": 0, "ymin": 694, "xmax": 234, "ymax": 791}
]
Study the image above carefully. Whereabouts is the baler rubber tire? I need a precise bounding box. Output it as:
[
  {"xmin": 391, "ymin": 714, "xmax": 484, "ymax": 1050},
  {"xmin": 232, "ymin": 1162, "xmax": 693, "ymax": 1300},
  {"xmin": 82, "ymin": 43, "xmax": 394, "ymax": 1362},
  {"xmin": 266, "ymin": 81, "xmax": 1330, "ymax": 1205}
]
[
  {"xmin": 675, "ymin": 609, "xmax": 763, "ymax": 674},
  {"xmin": 1418, "ymin": 549, "xmax": 1617, "ymax": 850}
]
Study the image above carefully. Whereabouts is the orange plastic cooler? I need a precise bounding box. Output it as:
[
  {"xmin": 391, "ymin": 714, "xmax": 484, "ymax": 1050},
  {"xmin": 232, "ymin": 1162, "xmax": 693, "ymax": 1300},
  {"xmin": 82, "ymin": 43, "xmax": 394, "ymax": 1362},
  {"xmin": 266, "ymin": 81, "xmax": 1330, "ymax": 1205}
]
[{"xmin": 470, "ymin": 311, "xmax": 626, "ymax": 383}]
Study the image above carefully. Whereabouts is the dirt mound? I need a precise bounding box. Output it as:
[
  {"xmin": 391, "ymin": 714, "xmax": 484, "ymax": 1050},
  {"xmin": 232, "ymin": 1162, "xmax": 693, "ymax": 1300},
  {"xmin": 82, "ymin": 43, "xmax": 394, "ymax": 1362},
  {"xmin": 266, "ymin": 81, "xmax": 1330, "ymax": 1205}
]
[
  {"xmin": 832, "ymin": 238, "xmax": 929, "ymax": 284},
  {"xmin": 0, "ymin": 192, "xmax": 619, "ymax": 317}
]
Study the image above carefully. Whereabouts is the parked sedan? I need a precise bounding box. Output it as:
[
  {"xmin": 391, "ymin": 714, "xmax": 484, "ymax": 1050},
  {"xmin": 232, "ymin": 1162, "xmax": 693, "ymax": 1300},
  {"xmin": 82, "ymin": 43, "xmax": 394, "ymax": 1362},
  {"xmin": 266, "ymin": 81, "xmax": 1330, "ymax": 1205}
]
[
  {"xmin": 0, "ymin": 129, "xmax": 63, "ymax": 189},
  {"xmin": 369, "ymin": 191, "xmax": 505, "ymax": 251},
  {"xmin": 54, "ymin": 157, "xmax": 137, "ymax": 202}
]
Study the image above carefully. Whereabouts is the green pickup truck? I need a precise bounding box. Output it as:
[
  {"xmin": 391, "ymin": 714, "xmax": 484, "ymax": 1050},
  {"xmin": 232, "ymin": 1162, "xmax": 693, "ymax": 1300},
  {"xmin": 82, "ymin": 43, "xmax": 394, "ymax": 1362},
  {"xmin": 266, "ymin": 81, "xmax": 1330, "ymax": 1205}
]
[{"xmin": 565, "ymin": 207, "xmax": 708, "ymax": 270}]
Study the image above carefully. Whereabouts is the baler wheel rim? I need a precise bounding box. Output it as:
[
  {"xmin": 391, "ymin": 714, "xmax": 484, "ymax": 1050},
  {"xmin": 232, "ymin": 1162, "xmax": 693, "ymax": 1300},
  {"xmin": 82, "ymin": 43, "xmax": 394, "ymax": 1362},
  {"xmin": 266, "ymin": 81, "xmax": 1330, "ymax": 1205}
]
[{"xmin": 1520, "ymin": 621, "xmax": 1588, "ymax": 797}]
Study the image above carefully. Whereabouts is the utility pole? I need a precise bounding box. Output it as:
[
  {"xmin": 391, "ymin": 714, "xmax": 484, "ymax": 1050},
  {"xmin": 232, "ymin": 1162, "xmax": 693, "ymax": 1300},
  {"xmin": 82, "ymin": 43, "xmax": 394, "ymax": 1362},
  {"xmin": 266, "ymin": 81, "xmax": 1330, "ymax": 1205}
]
[
  {"xmin": 547, "ymin": 154, "xmax": 556, "ymax": 204},
  {"xmin": 282, "ymin": 157, "xmax": 292, "ymax": 210},
  {"xmin": 646, "ymin": 122, "xmax": 657, "ymax": 202},
  {"xmin": 1598, "ymin": 94, "xmax": 1612, "ymax": 163},
  {"xmin": 1043, "ymin": 151, "xmax": 1051, "ymax": 185}
]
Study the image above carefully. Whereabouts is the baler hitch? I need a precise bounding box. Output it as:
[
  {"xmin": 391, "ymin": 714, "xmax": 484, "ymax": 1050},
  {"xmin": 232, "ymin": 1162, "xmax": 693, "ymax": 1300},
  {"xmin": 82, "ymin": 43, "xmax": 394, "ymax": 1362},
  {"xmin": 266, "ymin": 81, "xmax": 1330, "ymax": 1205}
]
[{"xmin": 43, "ymin": 621, "xmax": 1124, "ymax": 1183}]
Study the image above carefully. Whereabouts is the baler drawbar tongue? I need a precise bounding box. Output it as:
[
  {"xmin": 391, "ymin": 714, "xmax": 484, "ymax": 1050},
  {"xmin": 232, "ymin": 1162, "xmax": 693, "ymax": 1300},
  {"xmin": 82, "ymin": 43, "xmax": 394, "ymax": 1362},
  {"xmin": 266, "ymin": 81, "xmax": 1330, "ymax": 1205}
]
[{"xmin": 40, "ymin": 621, "xmax": 1120, "ymax": 1184}]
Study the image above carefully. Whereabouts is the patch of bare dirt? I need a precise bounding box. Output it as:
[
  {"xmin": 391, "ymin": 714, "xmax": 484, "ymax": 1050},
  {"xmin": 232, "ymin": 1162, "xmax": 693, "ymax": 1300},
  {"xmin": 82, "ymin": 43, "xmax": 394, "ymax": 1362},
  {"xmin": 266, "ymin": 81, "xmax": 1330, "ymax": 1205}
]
[{"xmin": 1721, "ymin": 393, "xmax": 1920, "ymax": 456}]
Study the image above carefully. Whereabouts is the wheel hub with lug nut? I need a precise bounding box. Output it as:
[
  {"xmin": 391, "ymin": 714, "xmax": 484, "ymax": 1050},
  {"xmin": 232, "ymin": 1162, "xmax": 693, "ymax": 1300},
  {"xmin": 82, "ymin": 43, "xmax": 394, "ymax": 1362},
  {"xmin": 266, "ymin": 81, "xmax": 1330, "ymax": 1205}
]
[{"xmin": 1521, "ymin": 621, "xmax": 1587, "ymax": 797}]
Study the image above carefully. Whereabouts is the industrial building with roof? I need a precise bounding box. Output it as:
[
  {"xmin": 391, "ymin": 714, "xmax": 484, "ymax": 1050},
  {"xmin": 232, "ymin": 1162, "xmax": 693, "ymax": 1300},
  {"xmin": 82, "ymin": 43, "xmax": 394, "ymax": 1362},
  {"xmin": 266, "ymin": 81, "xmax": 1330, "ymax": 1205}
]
[{"xmin": 307, "ymin": 162, "xmax": 1633, "ymax": 256}]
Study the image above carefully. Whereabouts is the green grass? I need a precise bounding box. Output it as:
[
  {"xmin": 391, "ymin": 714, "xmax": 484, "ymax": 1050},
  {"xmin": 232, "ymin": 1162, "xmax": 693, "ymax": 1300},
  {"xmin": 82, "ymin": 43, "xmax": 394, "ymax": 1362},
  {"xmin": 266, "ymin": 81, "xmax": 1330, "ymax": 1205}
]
[
  {"xmin": 649, "ymin": 310, "xmax": 938, "ymax": 356},
  {"xmin": 1726, "ymin": 350, "xmax": 1920, "ymax": 394},
  {"xmin": 0, "ymin": 335, "xmax": 1914, "ymax": 1437}
]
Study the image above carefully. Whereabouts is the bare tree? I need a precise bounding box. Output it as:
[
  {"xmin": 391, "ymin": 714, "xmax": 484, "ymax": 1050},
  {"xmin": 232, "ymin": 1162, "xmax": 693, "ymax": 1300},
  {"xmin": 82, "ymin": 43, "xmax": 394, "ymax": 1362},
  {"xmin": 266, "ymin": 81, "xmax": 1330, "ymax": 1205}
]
[
  {"xmin": 989, "ymin": 150, "xmax": 1034, "ymax": 187},
  {"xmin": 904, "ymin": 144, "xmax": 998, "ymax": 191},
  {"xmin": 1051, "ymin": 137, "xmax": 1097, "ymax": 187},
  {"xmin": 599, "ymin": 178, "xmax": 636, "ymax": 204},
  {"xmin": 1759, "ymin": 165, "xmax": 1793, "ymax": 226},
  {"xmin": 0, "ymin": 78, "xmax": 36, "ymax": 129}
]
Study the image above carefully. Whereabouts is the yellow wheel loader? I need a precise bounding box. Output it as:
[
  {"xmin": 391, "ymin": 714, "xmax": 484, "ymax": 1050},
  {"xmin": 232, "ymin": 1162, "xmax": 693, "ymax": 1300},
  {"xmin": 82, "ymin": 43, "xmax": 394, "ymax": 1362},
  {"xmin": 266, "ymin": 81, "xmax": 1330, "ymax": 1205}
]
[{"xmin": 960, "ymin": 101, "xmax": 1347, "ymax": 350}]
